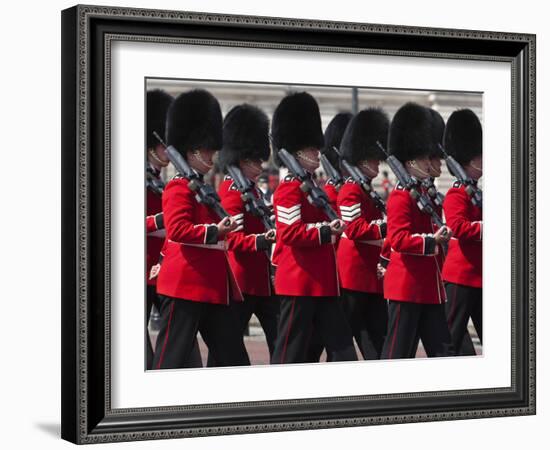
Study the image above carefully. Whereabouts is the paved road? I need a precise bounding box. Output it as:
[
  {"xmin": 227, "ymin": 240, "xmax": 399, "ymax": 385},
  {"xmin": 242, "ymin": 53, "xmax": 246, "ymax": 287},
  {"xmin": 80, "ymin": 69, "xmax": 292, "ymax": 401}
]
[{"xmin": 149, "ymin": 325, "xmax": 482, "ymax": 367}]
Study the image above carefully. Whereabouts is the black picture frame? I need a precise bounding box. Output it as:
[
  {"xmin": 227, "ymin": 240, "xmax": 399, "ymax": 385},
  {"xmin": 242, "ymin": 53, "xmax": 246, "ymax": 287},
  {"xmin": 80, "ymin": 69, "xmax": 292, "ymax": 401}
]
[{"xmin": 61, "ymin": 4, "xmax": 536, "ymax": 444}]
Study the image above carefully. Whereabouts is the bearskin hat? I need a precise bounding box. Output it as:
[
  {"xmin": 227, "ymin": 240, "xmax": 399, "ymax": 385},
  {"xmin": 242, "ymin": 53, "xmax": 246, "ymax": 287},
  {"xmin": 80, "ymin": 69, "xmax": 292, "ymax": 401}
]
[
  {"xmin": 321, "ymin": 112, "xmax": 353, "ymax": 167},
  {"xmin": 271, "ymin": 92, "xmax": 324, "ymax": 166},
  {"xmin": 340, "ymin": 108, "xmax": 389, "ymax": 164},
  {"xmin": 218, "ymin": 104, "xmax": 270, "ymax": 170},
  {"xmin": 429, "ymin": 108, "xmax": 446, "ymax": 158},
  {"xmin": 443, "ymin": 109, "xmax": 482, "ymax": 164},
  {"xmin": 165, "ymin": 89, "xmax": 223, "ymax": 154},
  {"xmin": 146, "ymin": 89, "xmax": 173, "ymax": 149},
  {"xmin": 388, "ymin": 102, "xmax": 434, "ymax": 163}
]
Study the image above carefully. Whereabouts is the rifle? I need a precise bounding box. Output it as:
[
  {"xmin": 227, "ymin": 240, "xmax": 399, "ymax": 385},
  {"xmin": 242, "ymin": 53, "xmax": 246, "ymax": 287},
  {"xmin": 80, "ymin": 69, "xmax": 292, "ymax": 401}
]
[
  {"xmin": 277, "ymin": 148, "xmax": 340, "ymax": 223},
  {"xmin": 333, "ymin": 146, "xmax": 386, "ymax": 215},
  {"xmin": 421, "ymin": 177, "xmax": 447, "ymax": 256},
  {"xmin": 320, "ymin": 152, "xmax": 344, "ymax": 188},
  {"xmin": 376, "ymin": 141, "xmax": 446, "ymax": 229},
  {"xmin": 422, "ymin": 177, "xmax": 445, "ymax": 208},
  {"xmin": 225, "ymin": 165, "xmax": 275, "ymax": 231},
  {"xmin": 153, "ymin": 132, "xmax": 230, "ymax": 222},
  {"xmin": 146, "ymin": 166, "xmax": 165, "ymax": 196},
  {"xmin": 438, "ymin": 144, "xmax": 482, "ymax": 208}
]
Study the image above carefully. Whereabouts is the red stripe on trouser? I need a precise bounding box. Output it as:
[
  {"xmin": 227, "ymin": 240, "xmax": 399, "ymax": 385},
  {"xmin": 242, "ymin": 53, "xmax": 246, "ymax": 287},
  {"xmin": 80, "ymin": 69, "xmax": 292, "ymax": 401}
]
[
  {"xmin": 388, "ymin": 303, "xmax": 401, "ymax": 359},
  {"xmin": 447, "ymin": 285, "xmax": 458, "ymax": 328},
  {"xmin": 156, "ymin": 301, "xmax": 175, "ymax": 369},
  {"xmin": 280, "ymin": 297, "xmax": 296, "ymax": 363}
]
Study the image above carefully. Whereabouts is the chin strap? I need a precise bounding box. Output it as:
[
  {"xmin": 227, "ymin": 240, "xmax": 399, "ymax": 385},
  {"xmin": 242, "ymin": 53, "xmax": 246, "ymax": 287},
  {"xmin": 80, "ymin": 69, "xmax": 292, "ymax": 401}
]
[
  {"xmin": 469, "ymin": 162, "xmax": 483, "ymax": 176},
  {"xmin": 148, "ymin": 148, "xmax": 168, "ymax": 168},
  {"xmin": 296, "ymin": 150, "xmax": 318, "ymax": 167},
  {"xmin": 409, "ymin": 160, "xmax": 431, "ymax": 178},
  {"xmin": 427, "ymin": 161, "xmax": 440, "ymax": 177},
  {"xmin": 192, "ymin": 150, "xmax": 214, "ymax": 171},
  {"xmin": 241, "ymin": 160, "xmax": 263, "ymax": 179},
  {"xmin": 358, "ymin": 161, "xmax": 378, "ymax": 178}
]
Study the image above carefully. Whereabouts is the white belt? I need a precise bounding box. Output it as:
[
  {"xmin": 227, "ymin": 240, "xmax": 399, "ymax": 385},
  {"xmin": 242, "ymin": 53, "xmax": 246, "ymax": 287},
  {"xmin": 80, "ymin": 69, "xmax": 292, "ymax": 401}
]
[{"xmin": 168, "ymin": 239, "xmax": 227, "ymax": 251}]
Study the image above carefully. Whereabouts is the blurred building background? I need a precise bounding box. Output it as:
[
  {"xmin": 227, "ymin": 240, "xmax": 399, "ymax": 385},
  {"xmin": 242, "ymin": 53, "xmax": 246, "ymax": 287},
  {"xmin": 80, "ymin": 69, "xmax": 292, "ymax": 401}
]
[{"xmin": 147, "ymin": 78, "xmax": 483, "ymax": 193}]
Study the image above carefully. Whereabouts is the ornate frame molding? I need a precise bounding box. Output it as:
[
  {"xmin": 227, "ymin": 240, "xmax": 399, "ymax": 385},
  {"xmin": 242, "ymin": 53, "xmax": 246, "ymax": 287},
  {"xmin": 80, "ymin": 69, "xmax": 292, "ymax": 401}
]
[{"xmin": 61, "ymin": 5, "xmax": 536, "ymax": 444}]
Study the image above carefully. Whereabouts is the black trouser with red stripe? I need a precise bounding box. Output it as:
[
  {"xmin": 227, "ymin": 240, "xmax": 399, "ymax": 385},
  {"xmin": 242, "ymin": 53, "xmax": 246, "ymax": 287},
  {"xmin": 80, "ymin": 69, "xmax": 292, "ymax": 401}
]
[
  {"xmin": 445, "ymin": 283, "xmax": 482, "ymax": 354},
  {"xmin": 152, "ymin": 295, "xmax": 250, "ymax": 369},
  {"xmin": 341, "ymin": 289, "xmax": 388, "ymax": 360},
  {"xmin": 146, "ymin": 286, "xmax": 202, "ymax": 369},
  {"xmin": 409, "ymin": 330, "xmax": 476, "ymax": 358},
  {"xmin": 381, "ymin": 301, "xmax": 454, "ymax": 359},
  {"xmin": 271, "ymin": 296, "xmax": 357, "ymax": 364},
  {"xmin": 206, "ymin": 294, "xmax": 280, "ymax": 366}
]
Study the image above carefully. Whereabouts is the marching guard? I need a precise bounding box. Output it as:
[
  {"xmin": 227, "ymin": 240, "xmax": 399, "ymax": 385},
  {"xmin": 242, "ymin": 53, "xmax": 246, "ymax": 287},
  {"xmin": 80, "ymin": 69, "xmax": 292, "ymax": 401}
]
[
  {"xmin": 270, "ymin": 92, "xmax": 357, "ymax": 364},
  {"xmin": 145, "ymin": 89, "xmax": 172, "ymax": 369},
  {"xmin": 146, "ymin": 89, "xmax": 203, "ymax": 369},
  {"xmin": 427, "ymin": 108, "xmax": 477, "ymax": 356},
  {"xmin": 216, "ymin": 104, "xmax": 279, "ymax": 360},
  {"xmin": 321, "ymin": 112, "xmax": 353, "ymax": 212},
  {"xmin": 381, "ymin": 103, "xmax": 454, "ymax": 359},
  {"xmin": 306, "ymin": 112, "xmax": 353, "ymax": 363},
  {"xmin": 152, "ymin": 89, "xmax": 250, "ymax": 369},
  {"xmin": 442, "ymin": 109, "xmax": 483, "ymax": 354},
  {"xmin": 337, "ymin": 108, "xmax": 389, "ymax": 359}
]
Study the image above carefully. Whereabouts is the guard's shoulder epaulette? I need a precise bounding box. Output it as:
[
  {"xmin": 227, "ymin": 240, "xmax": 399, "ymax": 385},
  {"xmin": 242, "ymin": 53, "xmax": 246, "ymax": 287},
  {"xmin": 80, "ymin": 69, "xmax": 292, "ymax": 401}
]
[
  {"xmin": 171, "ymin": 174, "xmax": 185, "ymax": 181},
  {"xmin": 326, "ymin": 178, "xmax": 336, "ymax": 186},
  {"xmin": 224, "ymin": 174, "xmax": 233, "ymax": 181},
  {"xmin": 283, "ymin": 174, "xmax": 297, "ymax": 183},
  {"xmin": 452, "ymin": 180, "xmax": 464, "ymax": 188}
]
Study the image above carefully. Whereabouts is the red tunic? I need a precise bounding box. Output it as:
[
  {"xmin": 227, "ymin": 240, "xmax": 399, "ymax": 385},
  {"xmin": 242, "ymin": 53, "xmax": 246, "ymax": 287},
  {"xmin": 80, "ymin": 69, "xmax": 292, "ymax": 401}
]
[
  {"xmin": 219, "ymin": 176, "xmax": 272, "ymax": 297},
  {"xmin": 383, "ymin": 183, "xmax": 446, "ymax": 304},
  {"xmin": 337, "ymin": 179, "xmax": 385, "ymax": 294},
  {"xmin": 146, "ymin": 188, "xmax": 164, "ymax": 286},
  {"xmin": 442, "ymin": 182, "xmax": 482, "ymax": 288},
  {"xmin": 156, "ymin": 177, "xmax": 243, "ymax": 305},
  {"xmin": 272, "ymin": 175, "xmax": 339, "ymax": 297},
  {"xmin": 379, "ymin": 185, "xmax": 445, "ymax": 276}
]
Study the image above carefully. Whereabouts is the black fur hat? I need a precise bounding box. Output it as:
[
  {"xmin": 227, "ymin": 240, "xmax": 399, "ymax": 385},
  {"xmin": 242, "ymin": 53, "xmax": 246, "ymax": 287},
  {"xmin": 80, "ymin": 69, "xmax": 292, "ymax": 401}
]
[
  {"xmin": 429, "ymin": 108, "xmax": 446, "ymax": 158},
  {"xmin": 321, "ymin": 112, "xmax": 352, "ymax": 168},
  {"xmin": 165, "ymin": 89, "xmax": 223, "ymax": 154},
  {"xmin": 146, "ymin": 89, "xmax": 173, "ymax": 149},
  {"xmin": 444, "ymin": 109, "xmax": 482, "ymax": 164},
  {"xmin": 340, "ymin": 108, "xmax": 389, "ymax": 164},
  {"xmin": 388, "ymin": 102, "xmax": 434, "ymax": 163},
  {"xmin": 271, "ymin": 92, "xmax": 324, "ymax": 166},
  {"xmin": 219, "ymin": 104, "xmax": 270, "ymax": 170}
]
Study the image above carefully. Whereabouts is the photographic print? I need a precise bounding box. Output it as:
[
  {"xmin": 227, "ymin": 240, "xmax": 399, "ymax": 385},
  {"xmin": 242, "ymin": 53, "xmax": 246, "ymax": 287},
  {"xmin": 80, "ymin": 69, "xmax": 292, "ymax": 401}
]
[
  {"xmin": 144, "ymin": 79, "xmax": 484, "ymax": 370},
  {"xmin": 61, "ymin": 5, "xmax": 534, "ymax": 444}
]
